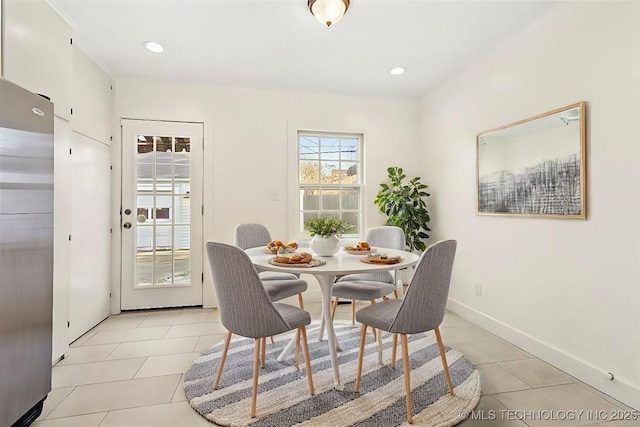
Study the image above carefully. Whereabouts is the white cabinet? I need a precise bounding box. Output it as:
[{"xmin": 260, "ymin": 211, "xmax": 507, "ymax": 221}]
[
  {"xmin": 69, "ymin": 47, "xmax": 113, "ymax": 338},
  {"xmin": 69, "ymin": 133, "xmax": 111, "ymax": 341},
  {"xmin": 72, "ymin": 47, "xmax": 112, "ymax": 144},
  {"xmin": 53, "ymin": 117, "xmax": 71, "ymax": 363},
  {"xmin": 3, "ymin": 0, "xmax": 114, "ymax": 354},
  {"xmin": 3, "ymin": 0, "xmax": 73, "ymax": 120}
]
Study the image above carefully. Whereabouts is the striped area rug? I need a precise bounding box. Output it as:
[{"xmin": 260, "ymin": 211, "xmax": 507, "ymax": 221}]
[{"xmin": 184, "ymin": 323, "xmax": 481, "ymax": 427}]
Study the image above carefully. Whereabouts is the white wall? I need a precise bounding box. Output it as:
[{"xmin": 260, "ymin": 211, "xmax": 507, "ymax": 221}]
[
  {"xmin": 419, "ymin": 3, "xmax": 640, "ymax": 408},
  {"xmin": 114, "ymin": 79, "xmax": 420, "ymax": 308}
]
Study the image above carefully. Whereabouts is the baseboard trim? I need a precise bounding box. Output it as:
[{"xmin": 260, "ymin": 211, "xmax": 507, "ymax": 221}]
[
  {"xmin": 52, "ymin": 354, "xmax": 64, "ymax": 366},
  {"xmin": 447, "ymin": 298, "xmax": 640, "ymax": 410}
]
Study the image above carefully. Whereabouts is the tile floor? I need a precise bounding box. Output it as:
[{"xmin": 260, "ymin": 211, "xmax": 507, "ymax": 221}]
[{"xmin": 34, "ymin": 286, "xmax": 635, "ymax": 427}]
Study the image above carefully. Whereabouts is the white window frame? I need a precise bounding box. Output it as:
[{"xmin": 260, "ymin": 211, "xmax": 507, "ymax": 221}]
[{"xmin": 294, "ymin": 130, "xmax": 364, "ymax": 241}]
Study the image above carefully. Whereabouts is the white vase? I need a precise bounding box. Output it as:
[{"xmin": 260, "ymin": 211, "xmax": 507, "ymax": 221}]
[{"xmin": 310, "ymin": 234, "xmax": 340, "ymax": 256}]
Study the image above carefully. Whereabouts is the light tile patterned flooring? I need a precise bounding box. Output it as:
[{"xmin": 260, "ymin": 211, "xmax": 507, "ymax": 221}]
[{"xmin": 35, "ymin": 287, "xmax": 634, "ymax": 426}]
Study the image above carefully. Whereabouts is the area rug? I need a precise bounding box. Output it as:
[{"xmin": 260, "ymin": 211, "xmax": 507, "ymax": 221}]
[{"xmin": 184, "ymin": 323, "xmax": 481, "ymax": 427}]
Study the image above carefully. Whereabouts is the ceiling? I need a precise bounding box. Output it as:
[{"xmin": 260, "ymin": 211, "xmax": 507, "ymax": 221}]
[{"xmin": 50, "ymin": 0, "xmax": 557, "ymax": 98}]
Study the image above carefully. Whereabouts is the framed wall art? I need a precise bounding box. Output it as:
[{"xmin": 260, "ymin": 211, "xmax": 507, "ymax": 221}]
[{"xmin": 476, "ymin": 102, "xmax": 586, "ymax": 218}]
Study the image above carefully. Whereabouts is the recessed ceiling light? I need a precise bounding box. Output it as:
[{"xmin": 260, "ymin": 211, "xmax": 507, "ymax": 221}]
[
  {"xmin": 390, "ymin": 67, "xmax": 405, "ymax": 76},
  {"xmin": 144, "ymin": 41, "xmax": 164, "ymax": 53}
]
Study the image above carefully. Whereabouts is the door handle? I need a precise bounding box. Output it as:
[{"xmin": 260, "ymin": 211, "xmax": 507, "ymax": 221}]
[{"xmin": 123, "ymin": 222, "xmax": 132, "ymax": 229}]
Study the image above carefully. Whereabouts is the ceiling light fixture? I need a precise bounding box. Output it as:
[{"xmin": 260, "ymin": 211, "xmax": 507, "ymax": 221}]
[
  {"xmin": 144, "ymin": 41, "xmax": 164, "ymax": 53},
  {"xmin": 390, "ymin": 67, "xmax": 405, "ymax": 75},
  {"xmin": 308, "ymin": 0, "xmax": 350, "ymax": 27}
]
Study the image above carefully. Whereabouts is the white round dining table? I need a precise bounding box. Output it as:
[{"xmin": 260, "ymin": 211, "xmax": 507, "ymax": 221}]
[{"xmin": 245, "ymin": 246, "xmax": 420, "ymax": 389}]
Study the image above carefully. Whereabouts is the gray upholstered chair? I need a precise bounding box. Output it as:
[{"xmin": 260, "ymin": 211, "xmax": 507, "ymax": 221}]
[
  {"xmin": 206, "ymin": 242, "xmax": 314, "ymax": 418},
  {"xmin": 354, "ymin": 240, "xmax": 457, "ymax": 425},
  {"xmin": 332, "ymin": 226, "xmax": 406, "ymax": 324},
  {"xmin": 234, "ymin": 223, "xmax": 306, "ymax": 308}
]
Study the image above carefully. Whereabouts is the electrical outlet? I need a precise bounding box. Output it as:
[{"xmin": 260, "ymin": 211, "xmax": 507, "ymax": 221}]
[{"xmin": 476, "ymin": 284, "xmax": 483, "ymax": 297}]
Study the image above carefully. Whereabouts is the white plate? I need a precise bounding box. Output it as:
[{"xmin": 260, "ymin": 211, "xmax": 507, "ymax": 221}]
[
  {"xmin": 343, "ymin": 247, "xmax": 377, "ymax": 255},
  {"xmin": 261, "ymin": 247, "xmax": 296, "ymax": 254}
]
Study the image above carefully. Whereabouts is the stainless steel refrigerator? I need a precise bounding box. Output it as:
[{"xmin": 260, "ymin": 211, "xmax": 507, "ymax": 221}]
[{"xmin": 0, "ymin": 78, "xmax": 54, "ymax": 427}]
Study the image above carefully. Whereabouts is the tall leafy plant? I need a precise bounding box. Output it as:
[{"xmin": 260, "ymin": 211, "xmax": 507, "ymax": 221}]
[{"xmin": 374, "ymin": 167, "xmax": 431, "ymax": 252}]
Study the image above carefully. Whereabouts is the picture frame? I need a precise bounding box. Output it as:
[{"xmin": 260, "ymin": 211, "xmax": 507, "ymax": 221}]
[{"xmin": 476, "ymin": 102, "xmax": 586, "ymax": 218}]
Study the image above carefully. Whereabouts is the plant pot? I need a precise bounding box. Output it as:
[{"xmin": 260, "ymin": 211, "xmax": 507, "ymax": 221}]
[{"xmin": 310, "ymin": 234, "xmax": 340, "ymax": 256}]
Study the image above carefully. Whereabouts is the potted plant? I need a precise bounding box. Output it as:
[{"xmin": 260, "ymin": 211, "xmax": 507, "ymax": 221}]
[
  {"xmin": 304, "ymin": 215, "xmax": 353, "ymax": 256},
  {"xmin": 374, "ymin": 167, "xmax": 431, "ymax": 253}
]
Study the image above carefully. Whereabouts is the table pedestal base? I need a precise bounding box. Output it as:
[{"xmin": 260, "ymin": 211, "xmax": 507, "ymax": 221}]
[{"xmin": 277, "ymin": 273, "xmax": 342, "ymax": 389}]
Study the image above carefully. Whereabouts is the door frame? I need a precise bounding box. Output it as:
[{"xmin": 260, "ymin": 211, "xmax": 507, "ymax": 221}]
[{"xmin": 119, "ymin": 119, "xmax": 204, "ymax": 310}]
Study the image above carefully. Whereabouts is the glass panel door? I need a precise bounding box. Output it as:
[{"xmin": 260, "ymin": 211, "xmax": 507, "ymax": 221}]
[
  {"xmin": 135, "ymin": 135, "xmax": 191, "ymax": 287},
  {"xmin": 121, "ymin": 120, "xmax": 203, "ymax": 310}
]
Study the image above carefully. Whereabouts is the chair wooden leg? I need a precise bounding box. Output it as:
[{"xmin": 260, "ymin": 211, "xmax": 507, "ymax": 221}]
[
  {"xmin": 331, "ymin": 297, "xmax": 339, "ymax": 320},
  {"xmin": 351, "ymin": 300, "xmax": 356, "ymax": 324},
  {"xmin": 355, "ymin": 324, "xmax": 368, "ymax": 392},
  {"xmin": 270, "ymin": 336, "xmax": 274, "ymax": 344},
  {"xmin": 393, "ymin": 289, "xmax": 399, "ymax": 299},
  {"xmin": 298, "ymin": 293, "xmax": 304, "ymax": 309},
  {"xmin": 435, "ymin": 327, "xmax": 455, "ymax": 397},
  {"xmin": 213, "ymin": 331, "xmax": 232, "ymax": 390},
  {"xmin": 401, "ymin": 334, "xmax": 413, "ymax": 424},
  {"xmin": 251, "ymin": 338, "xmax": 261, "ymax": 418},
  {"xmin": 299, "ymin": 326, "xmax": 315, "ymax": 396},
  {"xmin": 391, "ymin": 333, "xmax": 398, "ymax": 369},
  {"xmin": 261, "ymin": 337, "xmax": 266, "ymax": 369},
  {"xmin": 294, "ymin": 329, "xmax": 300, "ymax": 371}
]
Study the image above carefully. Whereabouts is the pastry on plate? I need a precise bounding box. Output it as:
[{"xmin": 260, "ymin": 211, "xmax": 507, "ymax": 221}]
[
  {"xmin": 345, "ymin": 242, "xmax": 372, "ymax": 251},
  {"xmin": 266, "ymin": 240, "xmax": 298, "ymax": 253}
]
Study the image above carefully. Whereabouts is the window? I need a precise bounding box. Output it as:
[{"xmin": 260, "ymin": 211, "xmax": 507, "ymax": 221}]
[{"xmin": 298, "ymin": 131, "xmax": 362, "ymax": 238}]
